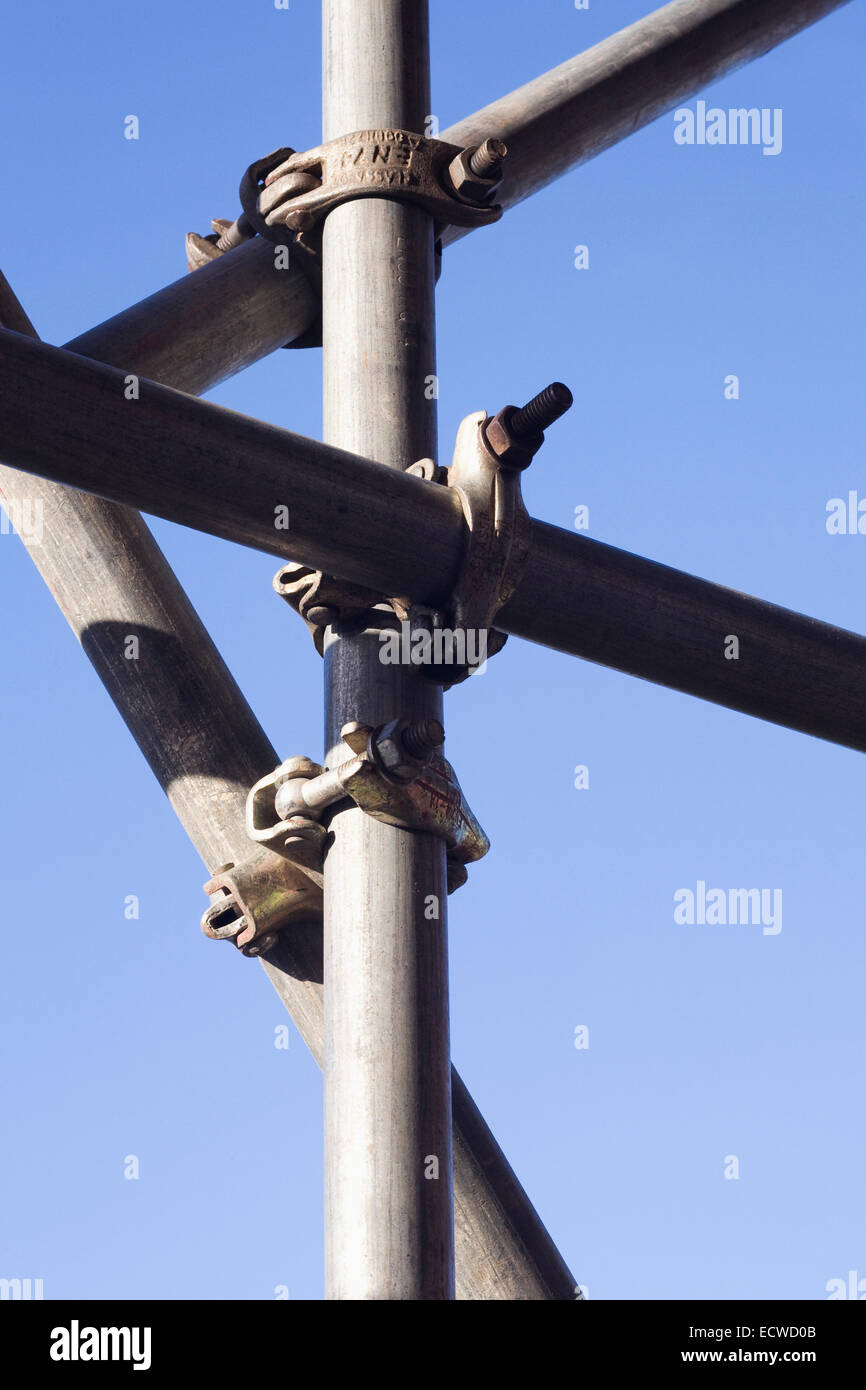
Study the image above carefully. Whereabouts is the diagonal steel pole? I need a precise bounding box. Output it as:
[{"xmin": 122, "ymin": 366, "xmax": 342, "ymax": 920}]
[
  {"xmin": 0, "ymin": 274, "xmax": 575, "ymax": 1301},
  {"xmin": 68, "ymin": 237, "xmax": 318, "ymax": 393},
  {"xmin": 5, "ymin": 323, "xmax": 866, "ymax": 755},
  {"xmin": 43, "ymin": 1, "xmax": 849, "ymax": 398},
  {"xmin": 439, "ymin": 0, "xmax": 852, "ymax": 245},
  {"xmin": 320, "ymin": 0, "xmax": 453, "ymax": 1301}
]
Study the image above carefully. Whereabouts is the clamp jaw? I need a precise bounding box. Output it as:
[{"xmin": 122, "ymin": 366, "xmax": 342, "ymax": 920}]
[
  {"xmin": 273, "ymin": 382, "xmax": 573, "ymax": 685},
  {"xmin": 186, "ymin": 132, "xmax": 506, "ymax": 280},
  {"xmin": 203, "ymin": 718, "xmax": 489, "ymax": 955},
  {"xmin": 200, "ymin": 384, "xmax": 572, "ymax": 953},
  {"xmin": 201, "ymin": 847, "xmax": 322, "ymax": 958},
  {"xmin": 244, "ymin": 131, "xmax": 506, "ymax": 240},
  {"xmin": 419, "ymin": 384, "xmax": 573, "ymax": 681},
  {"xmin": 248, "ymin": 718, "xmax": 488, "ymax": 893}
]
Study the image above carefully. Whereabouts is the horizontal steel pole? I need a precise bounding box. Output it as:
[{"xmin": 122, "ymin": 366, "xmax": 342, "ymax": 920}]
[
  {"xmin": 502, "ymin": 522, "xmax": 866, "ymax": 752},
  {"xmin": 0, "ymin": 327, "xmax": 463, "ymax": 596},
  {"xmin": 2, "ymin": 324, "xmax": 864, "ymax": 754},
  {"xmin": 440, "ymin": 0, "xmax": 851, "ymax": 245},
  {"xmin": 0, "ymin": 296, "xmax": 573, "ymax": 1300}
]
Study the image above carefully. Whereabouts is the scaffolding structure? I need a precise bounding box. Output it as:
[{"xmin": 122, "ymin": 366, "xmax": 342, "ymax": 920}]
[{"xmin": 0, "ymin": 0, "xmax": 855, "ymax": 1299}]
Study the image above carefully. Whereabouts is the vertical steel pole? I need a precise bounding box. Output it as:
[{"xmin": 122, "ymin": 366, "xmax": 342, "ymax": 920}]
[{"xmin": 321, "ymin": 1, "xmax": 454, "ymax": 1299}]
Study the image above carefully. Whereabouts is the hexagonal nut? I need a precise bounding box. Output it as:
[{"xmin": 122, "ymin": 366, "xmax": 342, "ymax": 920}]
[
  {"xmin": 484, "ymin": 408, "xmax": 541, "ymax": 471},
  {"xmin": 446, "ymin": 149, "xmax": 500, "ymax": 206}
]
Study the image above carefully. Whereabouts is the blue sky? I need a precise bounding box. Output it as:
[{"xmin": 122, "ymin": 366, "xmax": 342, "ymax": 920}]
[{"xmin": 1, "ymin": 0, "xmax": 864, "ymax": 1300}]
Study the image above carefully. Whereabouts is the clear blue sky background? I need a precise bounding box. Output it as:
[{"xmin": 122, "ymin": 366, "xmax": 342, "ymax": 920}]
[{"xmin": 1, "ymin": 1, "xmax": 864, "ymax": 1301}]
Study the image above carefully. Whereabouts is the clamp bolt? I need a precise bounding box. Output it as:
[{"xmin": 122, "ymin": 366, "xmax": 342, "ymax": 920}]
[
  {"xmin": 397, "ymin": 718, "xmax": 445, "ymax": 760},
  {"xmin": 510, "ymin": 381, "xmax": 574, "ymax": 438},
  {"xmin": 468, "ymin": 138, "xmax": 508, "ymax": 178},
  {"xmin": 214, "ymin": 213, "xmax": 256, "ymax": 253},
  {"xmin": 484, "ymin": 380, "xmax": 573, "ymax": 470},
  {"xmin": 369, "ymin": 717, "xmax": 445, "ymax": 783}
]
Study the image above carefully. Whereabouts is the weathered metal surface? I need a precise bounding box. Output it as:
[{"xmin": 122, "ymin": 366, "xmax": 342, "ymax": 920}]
[
  {"xmin": 440, "ymin": 0, "xmax": 853, "ymax": 247},
  {"xmin": 273, "ymin": 718, "xmax": 487, "ymax": 871},
  {"xmin": 202, "ymin": 847, "xmax": 322, "ymax": 957},
  {"xmin": 185, "ymin": 215, "xmax": 256, "ymax": 271},
  {"xmin": 69, "ymin": 238, "xmax": 318, "ymax": 394},
  {"xmin": 8, "ymin": 0, "xmax": 840, "ymax": 406},
  {"xmin": 485, "ymin": 381, "xmax": 574, "ymax": 471},
  {"xmin": 321, "ymin": 0, "xmax": 455, "ymax": 1301},
  {"xmin": 6, "ymin": 324, "xmax": 866, "ymax": 754},
  {"xmin": 247, "ymin": 754, "xmax": 330, "ymax": 879},
  {"xmin": 238, "ymin": 147, "xmax": 318, "ymax": 238},
  {"xmin": 226, "ymin": 716, "xmax": 489, "ymax": 947},
  {"xmin": 446, "ymin": 412, "xmax": 531, "ymax": 634},
  {"xmin": 340, "ymin": 750, "xmax": 488, "ymax": 885},
  {"xmin": 273, "ymin": 562, "xmax": 387, "ymax": 655},
  {"xmin": 251, "ymin": 129, "xmax": 504, "ymax": 235},
  {"xmin": 0, "ymin": 327, "xmax": 463, "ymax": 595},
  {"xmin": 449, "ymin": 138, "xmax": 507, "ymax": 202}
]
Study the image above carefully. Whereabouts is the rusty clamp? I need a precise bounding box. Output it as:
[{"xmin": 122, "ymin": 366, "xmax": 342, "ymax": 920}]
[
  {"xmin": 201, "ymin": 845, "xmax": 323, "ymax": 958},
  {"xmin": 402, "ymin": 382, "xmax": 575, "ymax": 685},
  {"xmin": 270, "ymin": 459, "xmax": 442, "ymax": 656},
  {"xmin": 243, "ymin": 131, "xmax": 507, "ymax": 240},
  {"xmin": 246, "ymin": 718, "xmax": 489, "ymax": 897},
  {"xmin": 270, "ymin": 386, "xmax": 574, "ymax": 684},
  {"xmin": 188, "ymin": 132, "xmax": 505, "ymax": 270}
]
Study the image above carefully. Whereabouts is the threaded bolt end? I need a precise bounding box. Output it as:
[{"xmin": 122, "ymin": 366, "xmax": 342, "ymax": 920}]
[
  {"xmin": 469, "ymin": 138, "xmax": 507, "ymax": 178},
  {"xmin": 215, "ymin": 215, "xmax": 254, "ymax": 253},
  {"xmin": 401, "ymin": 719, "xmax": 445, "ymax": 759},
  {"xmin": 510, "ymin": 382, "xmax": 573, "ymax": 438}
]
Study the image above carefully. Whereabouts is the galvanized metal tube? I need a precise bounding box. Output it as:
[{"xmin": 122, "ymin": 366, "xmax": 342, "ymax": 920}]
[
  {"xmin": 321, "ymin": 0, "xmax": 454, "ymax": 1301},
  {"xmin": 440, "ymin": 0, "xmax": 852, "ymax": 245}
]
